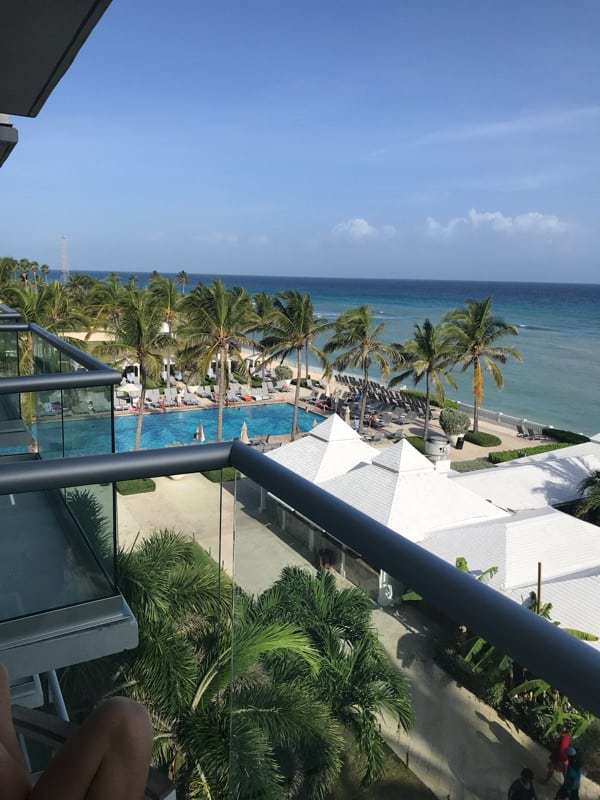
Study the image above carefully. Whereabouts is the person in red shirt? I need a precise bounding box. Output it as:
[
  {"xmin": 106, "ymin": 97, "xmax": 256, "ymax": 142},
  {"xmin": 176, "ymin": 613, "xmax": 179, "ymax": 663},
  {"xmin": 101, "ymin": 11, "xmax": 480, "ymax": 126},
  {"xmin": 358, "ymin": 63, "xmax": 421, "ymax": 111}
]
[{"xmin": 544, "ymin": 731, "xmax": 571, "ymax": 783}]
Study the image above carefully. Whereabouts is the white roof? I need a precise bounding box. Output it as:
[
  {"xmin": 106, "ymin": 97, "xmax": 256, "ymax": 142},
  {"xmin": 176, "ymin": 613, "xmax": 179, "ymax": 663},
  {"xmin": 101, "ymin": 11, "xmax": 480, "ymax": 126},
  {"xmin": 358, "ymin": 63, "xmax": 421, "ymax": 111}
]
[
  {"xmin": 422, "ymin": 507, "xmax": 600, "ymax": 591},
  {"xmin": 506, "ymin": 571, "xmax": 600, "ymax": 650},
  {"xmin": 266, "ymin": 414, "xmax": 376, "ymax": 483},
  {"xmin": 320, "ymin": 439, "xmax": 508, "ymax": 542},
  {"xmin": 452, "ymin": 456, "xmax": 597, "ymax": 511}
]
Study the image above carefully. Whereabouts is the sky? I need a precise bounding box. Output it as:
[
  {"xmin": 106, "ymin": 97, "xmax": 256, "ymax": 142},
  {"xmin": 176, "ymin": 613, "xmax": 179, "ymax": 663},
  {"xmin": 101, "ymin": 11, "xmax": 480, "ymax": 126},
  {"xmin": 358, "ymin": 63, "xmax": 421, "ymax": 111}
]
[{"xmin": 1, "ymin": 0, "xmax": 599, "ymax": 282}]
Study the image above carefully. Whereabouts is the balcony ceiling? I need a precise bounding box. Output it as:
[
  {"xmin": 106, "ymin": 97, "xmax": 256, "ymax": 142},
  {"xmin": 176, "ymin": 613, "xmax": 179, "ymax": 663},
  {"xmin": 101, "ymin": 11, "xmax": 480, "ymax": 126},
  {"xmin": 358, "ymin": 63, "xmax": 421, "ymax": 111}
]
[{"xmin": 0, "ymin": 0, "xmax": 112, "ymax": 118}]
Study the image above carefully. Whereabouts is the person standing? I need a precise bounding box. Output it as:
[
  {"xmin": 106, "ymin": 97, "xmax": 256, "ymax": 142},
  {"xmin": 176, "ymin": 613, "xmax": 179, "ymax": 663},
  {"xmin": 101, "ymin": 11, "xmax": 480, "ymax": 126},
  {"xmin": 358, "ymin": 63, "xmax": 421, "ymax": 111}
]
[
  {"xmin": 557, "ymin": 749, "xmax": 582, "ymax": 800},
  {"xmin": 545, "ymin": 731, "xmax": 571, "ymax": 782},
  {"xmin": 508, "ymin": 768, "xmax": 537, "ymax": 800}
]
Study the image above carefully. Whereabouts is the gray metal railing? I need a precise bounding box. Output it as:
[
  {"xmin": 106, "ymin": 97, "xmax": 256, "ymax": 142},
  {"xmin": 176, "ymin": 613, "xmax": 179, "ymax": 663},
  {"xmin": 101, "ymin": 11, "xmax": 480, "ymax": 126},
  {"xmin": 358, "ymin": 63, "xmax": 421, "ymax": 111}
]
[{"xmin": 0, "ymin": 439, "xmax": 599, "ymax": 716}]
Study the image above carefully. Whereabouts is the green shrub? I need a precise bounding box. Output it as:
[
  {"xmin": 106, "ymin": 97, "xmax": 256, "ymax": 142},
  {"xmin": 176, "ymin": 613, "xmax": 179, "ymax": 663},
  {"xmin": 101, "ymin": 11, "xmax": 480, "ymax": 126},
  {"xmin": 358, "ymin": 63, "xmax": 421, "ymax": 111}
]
[
  {"xmin": 488, "ymin": 442, "xmax": 570, "ymax": 464},
  {"xmin": 251, "ymin": 377, "xmax": 263, "ymax": 388},
  {"xmin": 274, "ymin": 365, "xmax": 293, "ymax": 381},
  {"xmin": 202, "ymin": 467, "xmax": 237, "ymax": 483},
  {"xmin": 542, "ymin": 427, "xmax": 589, "ymax": 444},
  {"xmin": 439, "ymin": 408, "xmax": 470, "ymax": 436},
  {"xmin": 451, "ymin": 458, "xmax": 495, "ymax": 473},
  {"xmin": 290, "ymin": 378, "xmax": 309, "ymax": 388},
  {"xmin": 406, "ymin": 435, "xmax": 425, "ymax": 453},
  {"xmin": 464, "ymin": 430, "xmax": 502, "ymax": 447},
  {"xmin": 116, "ymin": 478, "xmax": 156, "ymax": 495}
]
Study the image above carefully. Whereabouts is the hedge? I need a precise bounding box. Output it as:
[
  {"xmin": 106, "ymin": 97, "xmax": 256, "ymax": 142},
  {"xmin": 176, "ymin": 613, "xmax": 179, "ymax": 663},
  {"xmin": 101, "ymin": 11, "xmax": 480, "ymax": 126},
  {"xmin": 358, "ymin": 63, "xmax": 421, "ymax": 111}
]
[
  {"xmin": 464, "ymin": 430, "xmax": 502, "ymax": 447},
  {"xmin": 406, "ymin": 435, "xmax": 426, "ymax": 453},
  {"xmin": 488, "ymin": 442, "xmax": 570, "ymax": 464},
  {"xmin": 543, "ymin": 428, "xmax": 589, "ymax": 445},
  {"xmin": 203, "ymin": 467, "xmax": 237, "ymax": 483},
  {"xmin": 116, "ymin": 478, "xmax": 156, "ymax": 495}
]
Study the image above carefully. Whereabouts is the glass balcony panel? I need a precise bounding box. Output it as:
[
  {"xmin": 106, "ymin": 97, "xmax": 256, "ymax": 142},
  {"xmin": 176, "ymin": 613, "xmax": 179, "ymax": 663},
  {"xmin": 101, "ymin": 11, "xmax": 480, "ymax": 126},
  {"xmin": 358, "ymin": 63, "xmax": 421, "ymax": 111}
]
[
  {"xmin": 62, "ymin": 384, "xmax": 113, "ymax": 458},
  {"xmin": 0, "ymin": 330, "xmax": 22, "ymax": 447},
  {"xmin": 230, "ymin": 471, "xmax": 594, "ymax": 800},
  {"xmin": 0, "ymin": 483, "xmax": 115, "ymax": 623},
  {"xmin": 32, "ymin": 332, "xmax": 61, "ymax": 374}
]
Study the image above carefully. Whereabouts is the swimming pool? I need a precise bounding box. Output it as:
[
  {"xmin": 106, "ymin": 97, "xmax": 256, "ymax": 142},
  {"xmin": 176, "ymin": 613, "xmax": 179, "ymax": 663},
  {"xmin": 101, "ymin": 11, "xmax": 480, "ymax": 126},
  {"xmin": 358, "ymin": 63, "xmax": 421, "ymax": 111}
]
[{"xmin": 114, "ymin": 403, "xmax": 323, "ymax": 451}]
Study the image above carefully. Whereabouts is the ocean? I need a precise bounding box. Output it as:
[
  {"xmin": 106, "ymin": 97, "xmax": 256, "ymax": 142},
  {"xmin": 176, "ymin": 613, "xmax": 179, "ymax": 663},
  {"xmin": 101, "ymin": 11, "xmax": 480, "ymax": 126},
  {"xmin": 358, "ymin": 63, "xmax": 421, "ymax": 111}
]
[{"xmin": 58, "ymin": 271, "xmax": 600, "ymax": 435}]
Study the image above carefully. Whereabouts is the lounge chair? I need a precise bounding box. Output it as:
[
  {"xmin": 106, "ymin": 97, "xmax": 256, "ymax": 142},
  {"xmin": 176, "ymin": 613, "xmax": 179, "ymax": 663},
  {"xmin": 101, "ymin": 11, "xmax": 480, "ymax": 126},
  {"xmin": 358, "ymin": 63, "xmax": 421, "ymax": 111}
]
[
  {"xmin": 527, "ymin": 426, "xmax": 539, "ymax": 440},
  {"xmin": 516, "ymin": 424, "xmax": 527, "ymax": 437},
  {"xmin": 184, "ymin": 392, "xmax": 200, "ymax": 406}
]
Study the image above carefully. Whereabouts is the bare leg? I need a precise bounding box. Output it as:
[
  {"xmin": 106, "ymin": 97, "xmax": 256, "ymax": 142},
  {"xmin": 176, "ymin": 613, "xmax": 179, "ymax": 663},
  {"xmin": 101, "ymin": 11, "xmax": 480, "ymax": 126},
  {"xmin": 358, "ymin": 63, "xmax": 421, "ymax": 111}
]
[
  {"xmin": 0, "ymin": 665, "xmax": 31, "ymax": 800},
  {"xmin": 32, "ymin": 696, "xmax": 153, "ymax": 800}
]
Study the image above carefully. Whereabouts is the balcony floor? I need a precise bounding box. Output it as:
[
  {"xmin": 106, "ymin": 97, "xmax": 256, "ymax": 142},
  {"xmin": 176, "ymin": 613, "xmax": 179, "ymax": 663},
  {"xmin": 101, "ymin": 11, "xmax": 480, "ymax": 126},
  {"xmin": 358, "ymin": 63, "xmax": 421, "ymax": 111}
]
[{"xmin": 0, "ymin": 479, "xmax": 113, "ymax": 622}]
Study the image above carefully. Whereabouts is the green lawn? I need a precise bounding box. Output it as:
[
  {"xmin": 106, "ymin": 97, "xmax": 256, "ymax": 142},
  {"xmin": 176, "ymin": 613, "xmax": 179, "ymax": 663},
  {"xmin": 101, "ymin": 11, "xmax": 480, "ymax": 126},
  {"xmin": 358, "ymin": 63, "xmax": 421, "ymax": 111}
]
[
  {"xmin": 202, "ymin": 467, "xmax": 237, "ymax": 483},
  {"xmin": 331, "ymin": 733, "xmax": 435, "ymax": 800},
  {"xmin": 451, "ymin": 458, "xmax": 495, "ymax": 473},
  {"xmin": 116, "ymin": 478, "xmax": 156, "ymax": 495}
]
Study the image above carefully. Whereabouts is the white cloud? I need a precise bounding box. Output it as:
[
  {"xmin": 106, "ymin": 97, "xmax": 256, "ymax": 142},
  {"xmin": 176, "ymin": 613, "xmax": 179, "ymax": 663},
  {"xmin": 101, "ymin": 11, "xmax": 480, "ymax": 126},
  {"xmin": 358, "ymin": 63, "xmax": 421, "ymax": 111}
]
[
  {"xmin": 419, "ymin": 106, "xmax": 600, "ymax": 145},
  {"xmin": 331, "ymin": 218, "xmax": 397, "ymax": 241},
  {"xmin": 426, "ymin": 208, "xmax": 570, "ymax": 239}
]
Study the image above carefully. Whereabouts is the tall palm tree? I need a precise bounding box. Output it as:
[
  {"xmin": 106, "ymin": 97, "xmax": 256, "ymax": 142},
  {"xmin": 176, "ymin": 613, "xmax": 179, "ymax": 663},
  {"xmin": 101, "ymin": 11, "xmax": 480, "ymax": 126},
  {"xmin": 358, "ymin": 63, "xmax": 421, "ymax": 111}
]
[
  {"xmin": 150, "ymin": 276, "xmax": 180, "ymax": 386},
  {"xmin": 0, "ymin": 257, "xmax": 17, "ymax": 287},
  {"xmin": 89, "ymin": 272, "xmax": 124, "ymax": 330},
  {"xmin": 261, "ymin": 291, "xmax": 330, "ymax": 440},
  {"xmin": 390, "ymin": 318, "xmax": 456, "ymax": 440},
  {"xmin": 40, "ymin": 264, "xmax": 50, "ymax": 282},
  {"xmin": 96, "ymin": 288, "xmax": 171, "ymax": 449},
  {"xmin": 444, "ymin": 297, "xmax": 522, "ymax": 432},
  {"xmin": 252, "ymin": 292, "xmax": 276, "ymax": 380},
  {"xmin": 181, "ymin": 280, "xmax": 256, "ymax": 441},
  {"xmin": 3, "ymin": 281, "xmax": 89, "ymax": 373},
  {"xmin": 576, "ymin": 471, "xmax": 600, "ymax": 524},
  {"xmin": 176, "ymin": 270, "xmax": 189, "ymax": 295},
  {"xmin": 252, "ymin": 567, "xmax": 413, "ymax": 785},
  {"xmin": 324, "ymin": 306, "xmax": 397, "ymax": 434}
]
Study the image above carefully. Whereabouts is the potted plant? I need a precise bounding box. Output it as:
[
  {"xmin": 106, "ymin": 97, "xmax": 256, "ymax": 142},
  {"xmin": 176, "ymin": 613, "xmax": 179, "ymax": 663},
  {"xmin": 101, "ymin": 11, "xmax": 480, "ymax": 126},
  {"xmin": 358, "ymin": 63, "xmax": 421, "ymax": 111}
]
[{"xmin": 439, "ymin": 408, "xmax": 470, "ymax": 446}]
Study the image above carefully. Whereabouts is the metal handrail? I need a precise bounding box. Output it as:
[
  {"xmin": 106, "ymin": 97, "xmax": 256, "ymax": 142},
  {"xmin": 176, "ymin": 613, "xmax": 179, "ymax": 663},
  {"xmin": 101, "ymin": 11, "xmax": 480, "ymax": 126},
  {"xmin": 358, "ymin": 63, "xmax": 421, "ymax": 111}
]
[{"xmin": 0, "ymin": 439, "xmax": 600, "ymax": 715}]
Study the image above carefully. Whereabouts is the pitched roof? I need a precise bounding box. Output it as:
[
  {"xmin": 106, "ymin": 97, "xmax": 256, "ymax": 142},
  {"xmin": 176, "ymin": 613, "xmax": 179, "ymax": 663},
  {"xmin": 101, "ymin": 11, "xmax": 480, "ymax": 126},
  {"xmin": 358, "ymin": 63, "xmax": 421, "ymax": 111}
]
[
  {"xmin": 320, "ymin": 439, "xmax": 508, "ymax": 542},
  {"xmin": 372, "ymin": 438, "xmax": 434, "ymax": 474},
  {"xmin": 266, "ymin": 415, "xmax": 376, "ymax": 483}
]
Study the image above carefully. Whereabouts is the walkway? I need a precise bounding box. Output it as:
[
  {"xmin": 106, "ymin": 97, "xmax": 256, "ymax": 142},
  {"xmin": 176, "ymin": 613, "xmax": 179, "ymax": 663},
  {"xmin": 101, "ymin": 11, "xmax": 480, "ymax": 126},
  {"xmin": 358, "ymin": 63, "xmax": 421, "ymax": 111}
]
[{"xmin": 118, "ymin": 474, "xmax": 595, "ymax": 800}]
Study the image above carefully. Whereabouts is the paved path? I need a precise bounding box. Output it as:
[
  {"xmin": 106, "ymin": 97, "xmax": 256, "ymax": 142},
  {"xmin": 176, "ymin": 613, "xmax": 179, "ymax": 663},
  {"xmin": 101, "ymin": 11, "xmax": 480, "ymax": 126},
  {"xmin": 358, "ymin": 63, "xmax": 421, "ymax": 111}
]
[{"xmin": 118, "ymin": 475, "xmax": 596, "ymax": 800}]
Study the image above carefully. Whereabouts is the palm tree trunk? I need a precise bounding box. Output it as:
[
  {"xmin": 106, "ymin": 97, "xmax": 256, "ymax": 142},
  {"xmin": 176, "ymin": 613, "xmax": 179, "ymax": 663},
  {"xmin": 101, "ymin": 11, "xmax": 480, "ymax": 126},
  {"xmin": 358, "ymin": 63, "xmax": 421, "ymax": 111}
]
[
  {"xmin": 135, "ymin": 364, "xmax": 146, "ymax": 450},
  {"xmin": 359, "ymin": 368, "xmax": 368, "ymax": 434},
  {"xmin": 291, "ymin": 349, "xmax": 301, "ymax": 441},
  {"xmin": 217, "ymin": 345, "xmax": 226, "ymax": 441},
  {"xmin": 424, "ymin": 371, "xmax": 430, "ymax": 441},
  {"xmin": 305, "ymin": 341, "xmax": 309, "ymax": 381},
  {"xmin": 473, "ymin": 358, "xmax": 481, "ymax": 432}
]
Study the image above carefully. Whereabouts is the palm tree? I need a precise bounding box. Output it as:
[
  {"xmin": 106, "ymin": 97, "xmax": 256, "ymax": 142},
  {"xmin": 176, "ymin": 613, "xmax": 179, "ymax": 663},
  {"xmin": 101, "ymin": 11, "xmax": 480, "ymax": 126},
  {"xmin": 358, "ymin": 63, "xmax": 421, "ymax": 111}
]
[
  {"xmin": 576, "ymin": 471, "xmax": 600, "ymax": 524},
  {"xmin": 89, "ymin": 272, "xmax": 124, "ymax": 330},
  {"xmin": 444, "ymin": 297, "xmax": 522, "ymax": 432},
  {"xmin": 96, "ymin": 288, "xmax": 171, "ymax": 449},
  {"xmin": 261, "ymin": 291, "xmax": 330, "ymax": 441},
  {"xmin": 3, "ymin": 281, "xmax": 89, "ymax": 373},
  {"xmin": 252, "ymin": 292, "xmax": 276, "ymax": 380},
  {"xmin": 390, "ymin": 319, "xmax": 456, "ymax": 440},
  {"xmin": 324, "ymin": 306, "xmax": 397, "ymax": 434},
  {"xmin": 0, "ymin": 257, "xmax": 18, "ymax": 287},
  {"xmin": 176, "ymin": 270, "xmax": 189, "ymax": 295},
  {"xmin": 180, "ymin": 280, "xmax": 256, "ymax": 441},
  {"xmin": 150, "ymin": 276, "xmax": 180, "ymax": 387},
  {"xmin": 41, "ymin": 264, "xmax": 50, "ymax": 282},
  {"xmin": 61, "ymin": 531, "xmax": 343, "ymax": 800},
  {"xmin": 252, "ymin": 567, "xmax": 413, "ymax": 785}
]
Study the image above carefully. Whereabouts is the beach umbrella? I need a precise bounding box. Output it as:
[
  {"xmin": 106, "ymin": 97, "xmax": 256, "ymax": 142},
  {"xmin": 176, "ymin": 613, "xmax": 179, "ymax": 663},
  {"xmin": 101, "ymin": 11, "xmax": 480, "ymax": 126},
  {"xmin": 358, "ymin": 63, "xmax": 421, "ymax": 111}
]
[
  {"xmin": 240, "ymin": 421, "xmax": 250, "ymax": 444},
  {"xmin": 121, "ymin": 384, "xmax": 141, "ymax": 396},
  {"xmin": 344, "ymin": 406, "xmax": 351, "ymax": 425}
]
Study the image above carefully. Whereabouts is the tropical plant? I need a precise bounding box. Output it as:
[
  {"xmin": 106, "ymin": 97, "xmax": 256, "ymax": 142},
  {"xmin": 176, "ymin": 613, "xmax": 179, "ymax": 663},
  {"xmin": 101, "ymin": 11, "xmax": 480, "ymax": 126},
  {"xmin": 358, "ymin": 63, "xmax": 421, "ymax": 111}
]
[
  {"xmin": 261, "ymin": 291, "xmax": 330, "ymax": 440},
  {"xmin": 88, "ymin": 272, "xmax": 124, "ymax": 330},
  {"xmin": 390, "ymin": 318, "xmax": 456, "ymax": 440},
  {"xmin": 176, "ymin": 270, "xmax": 189, "ymax": 294},
  {"xmin": 181, "ymin": 280, "xmax": 256, "ymax": 440},
  {"xmin": 252, "ymin": 292, "xmax": 276, "ymax": 380},
  {"xmin": 576, "ymin": 471, "xmax": 600, "ymax": 525},
  {"xmin": 443, "ymin": 298, "xmax": 521, "ymax": 431},
  {"xmin": 150, "ymin": 275, "xmax": 180, "ymax": 386},
  {"xmin": 250, "ymin": 567, "xmax": 413, "ymax": 784},
  {"xmin": 62, "ymin": 531, "xmax": 343, "ymax": 800},
  {"xmin": 324, "ymin": 306, "xmax": 398, "ymax": 434},
  {"xmin": 95, "ymin": 287, "xmax": 171, "ymax": 449},
  {"xmin": 439, "ymin": 408, "xmax": 470, "ymax": 437},
  {"xmin": 274, "ymin": 364, "xmax": 293, "ymax": 381}
]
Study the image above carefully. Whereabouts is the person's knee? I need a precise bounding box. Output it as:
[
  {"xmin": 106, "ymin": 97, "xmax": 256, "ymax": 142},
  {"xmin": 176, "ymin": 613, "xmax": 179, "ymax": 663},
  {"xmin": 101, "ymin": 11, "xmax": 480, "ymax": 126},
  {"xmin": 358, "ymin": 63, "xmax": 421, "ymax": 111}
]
[{"xmin": 98, "ymin": 697, "xmax": 152, "ymax": 753}]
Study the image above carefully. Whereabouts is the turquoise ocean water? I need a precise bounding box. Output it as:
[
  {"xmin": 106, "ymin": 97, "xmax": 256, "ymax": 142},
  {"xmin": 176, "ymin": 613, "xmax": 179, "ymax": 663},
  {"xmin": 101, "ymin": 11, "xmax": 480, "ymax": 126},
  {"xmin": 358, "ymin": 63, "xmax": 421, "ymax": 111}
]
[{"xmin": 66, "ymin": 272, "xmax": 600, "ymax": 435}]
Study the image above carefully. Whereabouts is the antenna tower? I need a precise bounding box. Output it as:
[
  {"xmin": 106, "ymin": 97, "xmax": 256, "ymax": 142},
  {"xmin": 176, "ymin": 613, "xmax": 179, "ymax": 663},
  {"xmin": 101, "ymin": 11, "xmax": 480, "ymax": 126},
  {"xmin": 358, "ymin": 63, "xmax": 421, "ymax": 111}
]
[{"xmin": 60, "ymin": 235, "xmax": 69, "ymax": 283}]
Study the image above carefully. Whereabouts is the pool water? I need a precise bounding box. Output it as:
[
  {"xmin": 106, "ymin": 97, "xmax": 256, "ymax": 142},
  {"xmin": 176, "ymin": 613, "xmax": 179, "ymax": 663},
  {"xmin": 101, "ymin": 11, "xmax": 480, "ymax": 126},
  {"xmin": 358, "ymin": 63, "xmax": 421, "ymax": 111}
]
[{"xmin": 115, "ymin": 402, "xmax": 322, "ymax": 451}]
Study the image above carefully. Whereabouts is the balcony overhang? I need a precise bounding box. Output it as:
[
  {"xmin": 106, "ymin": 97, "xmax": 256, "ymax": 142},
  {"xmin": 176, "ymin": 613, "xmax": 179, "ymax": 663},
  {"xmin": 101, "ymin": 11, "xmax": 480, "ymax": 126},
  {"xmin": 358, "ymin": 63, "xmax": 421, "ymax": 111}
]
[
  {"xmin": 0, "ymin": 595, "xmax": 138, "ymax": 680},
  {"xmin": 0, "ymin": 1, "xmax": 113, "ymax": 118},
  {"xmin": 0, "ymin": 119, "xmax": 18, "ymax": 167}
]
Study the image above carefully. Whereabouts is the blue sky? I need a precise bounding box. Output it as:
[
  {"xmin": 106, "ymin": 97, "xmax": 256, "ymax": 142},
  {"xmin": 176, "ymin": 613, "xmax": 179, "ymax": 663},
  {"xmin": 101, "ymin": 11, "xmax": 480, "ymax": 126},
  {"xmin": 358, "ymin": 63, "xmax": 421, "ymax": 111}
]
[{"xmin": 2, "ymin": 0, "xmax": 599, "ymax": 281}]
